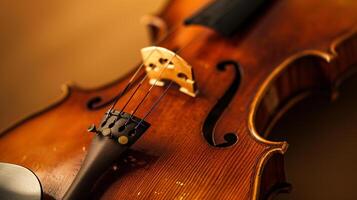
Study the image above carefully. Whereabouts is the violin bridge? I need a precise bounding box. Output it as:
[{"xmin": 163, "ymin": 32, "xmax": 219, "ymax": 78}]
[{"xmin": 141, "ymin": 46, "xmax": 198, "ymax": 97}]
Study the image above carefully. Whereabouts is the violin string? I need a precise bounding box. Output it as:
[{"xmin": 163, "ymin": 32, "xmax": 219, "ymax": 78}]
[
  {"xmin": 106, "ymin": 24, "xmax": 181, "ymax": 117},
  {"xmin": 107, "ymin": 50, "xmax": 152, "ymax": 114},
  {"xmin": 124, "ymin": 34, "xmax": 199, "ymax": 125},
  {"xmin": 116, "ymin": 6, "xmax": 260, "ymax": 128},
  {"xmin": 106, "ymin": 4, "xmax": 243, "ymax": 122},
  {"xmin": 135, "ymin": 81, "xmax": 173, "ymax": 129},
  {"xmin": 116, "ymin": 22, "xmax": 184, "ymax": 114},
  {"xmin": 119, "ymin": 73, "xmax": 148, "ymax": 114},
  {"xmin": 124, "ymin": 53, "xmax": 177, "ymax": 125}
]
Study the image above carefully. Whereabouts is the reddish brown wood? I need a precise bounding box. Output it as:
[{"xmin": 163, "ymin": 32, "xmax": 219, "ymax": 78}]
[{"xmin": 1, "ymin": 0, "xmax": 357, "ymax": 199}]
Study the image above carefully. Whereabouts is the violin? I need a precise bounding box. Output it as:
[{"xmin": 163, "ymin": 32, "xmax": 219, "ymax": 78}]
[{"xmin": 1, "ymin": 0, "xmax": 357, "ymax": 199}]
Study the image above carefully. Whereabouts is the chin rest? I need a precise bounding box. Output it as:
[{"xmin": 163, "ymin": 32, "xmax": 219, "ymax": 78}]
[{"xmin": 0, "ymin": 162, "xmax": 42, "ymax": 200}]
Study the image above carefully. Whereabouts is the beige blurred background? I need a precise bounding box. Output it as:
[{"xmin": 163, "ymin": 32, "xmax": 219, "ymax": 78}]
[{"xmin": 0, "ymin": 0, "xmax": 166, "ymax": 132}]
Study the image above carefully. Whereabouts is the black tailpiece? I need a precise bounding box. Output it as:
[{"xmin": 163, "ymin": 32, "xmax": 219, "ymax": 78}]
[{"xmin": 63, "ymin": 111, "xmax": 150, "ymax": 200}]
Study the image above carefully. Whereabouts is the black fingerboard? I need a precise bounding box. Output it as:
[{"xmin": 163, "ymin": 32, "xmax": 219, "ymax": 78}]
[{"xmin": 185, "ymin": 0, "xmax": 268, "ymax": 36}]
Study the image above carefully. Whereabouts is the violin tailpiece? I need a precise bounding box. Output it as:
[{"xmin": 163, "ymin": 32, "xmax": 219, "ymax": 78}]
[
  {"xmin": 90, "ymin": 111, "xmax": 150, "ymax": 146},
  {"xmin": 63, "ymin": 111, "xmax": 150, "ymax": 200}
]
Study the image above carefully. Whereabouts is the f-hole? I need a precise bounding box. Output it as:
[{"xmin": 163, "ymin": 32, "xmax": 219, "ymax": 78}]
[{"xmin": 202, "ymin": 60, "xmax": 242, "ymax": 148}]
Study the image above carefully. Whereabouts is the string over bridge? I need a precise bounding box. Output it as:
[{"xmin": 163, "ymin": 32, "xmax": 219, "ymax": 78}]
[{"xmin": 141, "ymin": 46, "xmax": 198, "ymax": 97}]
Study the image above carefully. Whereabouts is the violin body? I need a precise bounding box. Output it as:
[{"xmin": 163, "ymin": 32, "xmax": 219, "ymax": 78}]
[{"xmin": 1, "ymin": 0, "xmax": 357, "ymax": 199}]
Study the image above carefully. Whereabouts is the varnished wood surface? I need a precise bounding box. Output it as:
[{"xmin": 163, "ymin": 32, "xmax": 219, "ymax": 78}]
[{"xmin": 0, "ymin": 0, "xmax": 357, "ymax": 199}]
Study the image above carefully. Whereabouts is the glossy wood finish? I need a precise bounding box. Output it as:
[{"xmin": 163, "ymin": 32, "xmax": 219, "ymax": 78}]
[{"xmin": 1, "ymin": 0, "xmax": 357, "ymax": 199}]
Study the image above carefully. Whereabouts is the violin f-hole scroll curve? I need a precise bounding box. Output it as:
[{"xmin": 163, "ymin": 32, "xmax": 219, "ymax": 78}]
[
  {"xmin": 87, "ymin": 96, "xmax": 114, "ymax": 110},
  {"xmin": 202, "ymin": 60, "xmax": 242, "ymax": 147}
]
